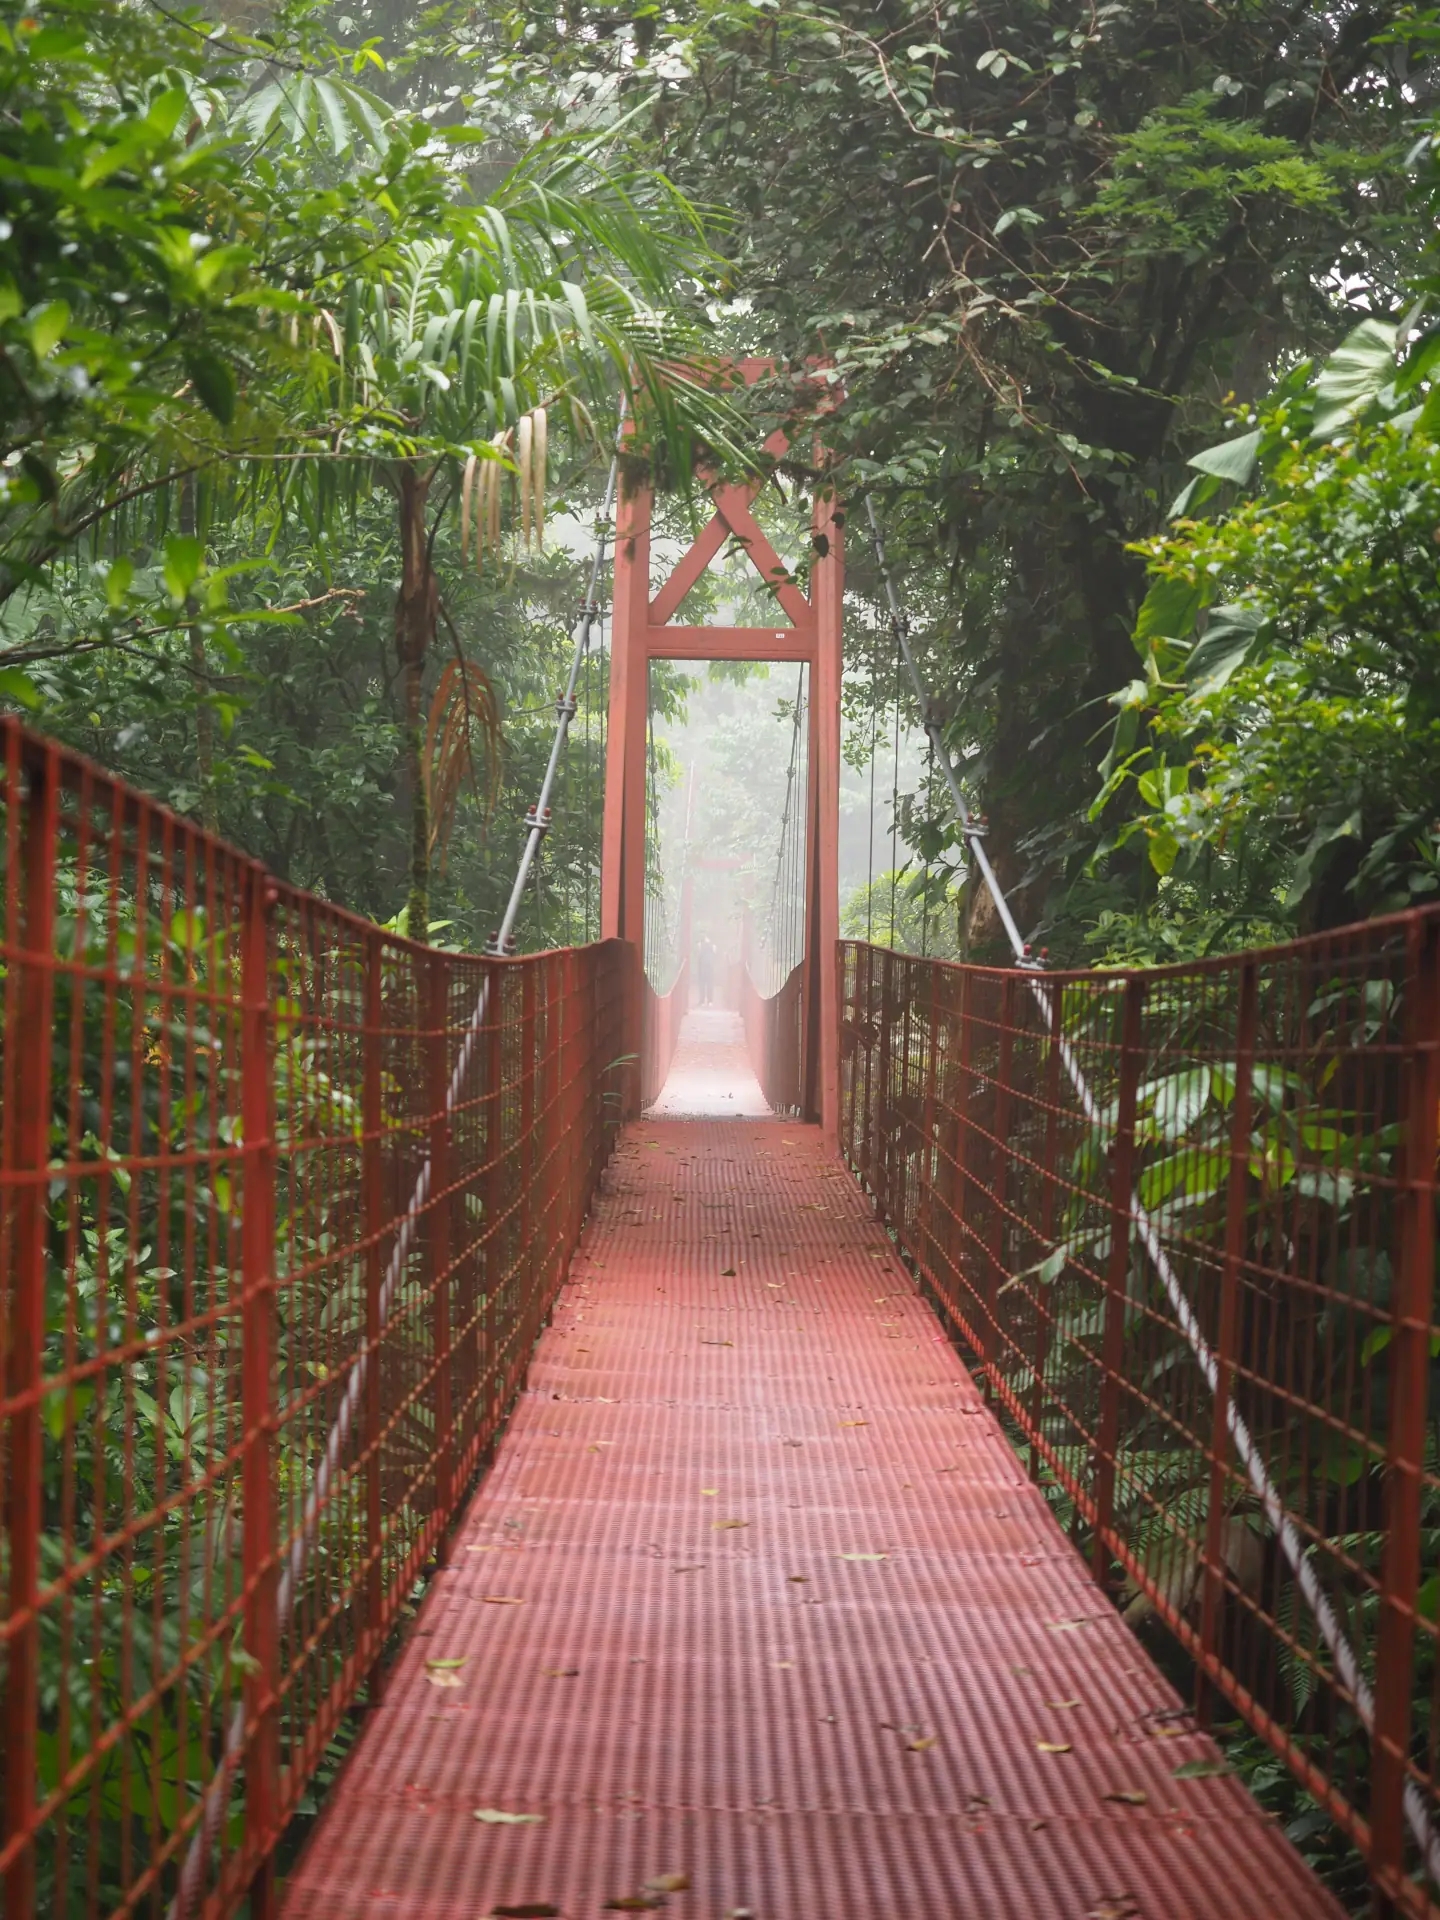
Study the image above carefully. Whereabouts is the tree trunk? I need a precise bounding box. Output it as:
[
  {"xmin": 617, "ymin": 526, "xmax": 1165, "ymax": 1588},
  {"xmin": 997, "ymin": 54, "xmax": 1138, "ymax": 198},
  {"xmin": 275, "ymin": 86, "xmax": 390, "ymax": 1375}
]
[{"xmin": 394, "ymin": 462, "xmax": 436, "ymax": 944}]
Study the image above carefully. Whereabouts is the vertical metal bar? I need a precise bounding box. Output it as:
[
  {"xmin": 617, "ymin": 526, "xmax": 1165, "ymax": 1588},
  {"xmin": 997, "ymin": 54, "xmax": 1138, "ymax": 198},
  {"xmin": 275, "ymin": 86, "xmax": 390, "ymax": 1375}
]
[
  {"xmin": 876, "ymin": 947, "xmax": 895, "ymax": 1220},
  {"xmin": 482, "ymin": 960, "xmax": 506, "ymax": 1434},
  {"xmin": 982, "ymin": 975, "xmax": 1017, "ymax": 1371},
  {"xmin": 857, "ymin": 944, "xmax": 876, "ymax": 1183},
  {"xmin": 1093, "ymin": 975, "xmax": 1146, "ymax": 1586},
  {"xmin": 520, "ymin": 963, "xmax": 537, "ymax": 1320},
  {"xmin": 2, "ymin": 744, "xmax": 58, "ymax": 1919},
  {"xmin": 917, "ymin": 959, "xmax": 941, "ymax": 1279},
  {"xmin": 1197, "ymin": 960, "xmax": 1258, "ymax": 1721},
  {"xmin": 951, "ymin": 968, "xmax": 976, "ymax": 1309},
  {"xmin": 362, "ymin": 930, "xmax": 385, "ymax": 1694},
  {"xmin": 240, "ymin": 867, "xmax": 279, "ymax": 1917},
  {"xmin": 562, "ymin": 949, "xmax": 582, "ymax": 1243},
  {"xmin": 427, "ymin": 953, "xmax": 453, "ymax": 1545},
  {"xmin": 1030, "ymin": 979, "xmax": 1065, "ymax": 1479},
  {"xmin": 1371, "ymin": 917, "xmax": 1440, "ymax": 1885}
]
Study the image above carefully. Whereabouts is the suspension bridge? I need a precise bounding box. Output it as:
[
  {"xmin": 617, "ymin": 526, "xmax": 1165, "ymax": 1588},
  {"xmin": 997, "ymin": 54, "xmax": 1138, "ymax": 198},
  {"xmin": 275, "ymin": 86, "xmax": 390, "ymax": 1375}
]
[{"xmin": 4, "ymin": 371, "xmax": 1439, "ymax": 1920}]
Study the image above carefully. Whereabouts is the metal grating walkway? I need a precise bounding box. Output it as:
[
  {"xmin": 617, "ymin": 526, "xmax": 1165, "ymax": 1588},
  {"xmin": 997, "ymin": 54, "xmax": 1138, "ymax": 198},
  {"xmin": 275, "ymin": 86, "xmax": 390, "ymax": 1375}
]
[{"xmin": 281, "ymin": 1119, "xmax": 1339, "ymax": 1920}]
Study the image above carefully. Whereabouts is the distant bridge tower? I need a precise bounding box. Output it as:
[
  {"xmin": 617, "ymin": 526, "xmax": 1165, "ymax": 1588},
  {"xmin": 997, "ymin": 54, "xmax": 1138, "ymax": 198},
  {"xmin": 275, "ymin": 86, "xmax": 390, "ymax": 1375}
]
[{"xmin": 600, "ymin": 359, "xmax": 843, "ymax": 1142}]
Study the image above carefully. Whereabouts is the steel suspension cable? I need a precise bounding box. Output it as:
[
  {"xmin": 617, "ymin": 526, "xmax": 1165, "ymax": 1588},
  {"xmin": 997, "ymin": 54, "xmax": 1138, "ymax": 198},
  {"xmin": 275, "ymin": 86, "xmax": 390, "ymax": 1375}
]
[
  {"xmin": 861, "ymin": 492, "xmax": 1440, "ymax": 1883},
  {"xmin": 172, "ymin": 440, "xmax": 625, "ymax": 1920},
  {"xmin": 764, "ymin": 666, "xmax": 807, "ymax": 992}
]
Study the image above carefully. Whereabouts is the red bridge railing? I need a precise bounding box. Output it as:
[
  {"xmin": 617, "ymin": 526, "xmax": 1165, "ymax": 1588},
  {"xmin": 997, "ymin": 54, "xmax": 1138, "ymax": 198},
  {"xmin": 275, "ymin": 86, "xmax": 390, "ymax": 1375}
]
[
  {"xmin": 0, "ymin": 721, "xmax": 633, "ymax": 1917},
  {"xmin": 840, "ymin": 930, "xmax": 1440, "ymax": 1915}
]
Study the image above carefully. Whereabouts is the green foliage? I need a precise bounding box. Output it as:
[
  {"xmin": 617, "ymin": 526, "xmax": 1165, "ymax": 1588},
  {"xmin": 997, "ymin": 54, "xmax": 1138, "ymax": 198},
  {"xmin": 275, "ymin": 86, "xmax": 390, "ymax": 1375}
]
[
  {"xmin": 482, "ymin": 0, "xmax": 1421, "ymax": 956},
  {"xmin": 1098, "ymin": 326, "xmax": 1440, "ymax": 926}
]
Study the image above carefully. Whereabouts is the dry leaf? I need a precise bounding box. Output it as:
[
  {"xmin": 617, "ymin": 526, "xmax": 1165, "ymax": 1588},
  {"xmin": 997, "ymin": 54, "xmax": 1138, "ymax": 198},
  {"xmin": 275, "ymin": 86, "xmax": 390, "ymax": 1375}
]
[
  {"xmin": 1172, "ymin": 1758, "xmax": 1233, "ymax": 1780},
  {"xmin": 474, "ymin": 1808, "xmax": 545, "ymax": 1826},
  {"xmin": 426, "ymin": 1669, "xmax": 464, "ymax": 1689},
  {"xmin": 700, "ymin": 1339, "xmax": 734, "ymax": 1348},
  {"xmin": 673, "ymin": 1564, "xmax": 706, "ymax": 1573},
  {"xmin": 788, "ymin": 1575, "xmax": 808, "ymax": 1583},
  {"xmin": 720, "ymin": 1266, "xmax": 737, "ymax": 1277},
  {"xmin": 490, "ymin": 1906, "xmax": 560, "ymax": 1918},
  {"xmin": 1047, "ymin": 1618, "xmax": 1088, "ymax": 1633},
  {"xmin": 545, "ymin": 1667, "xmax": 580, "ymax": 1678},
  {"xmin": 1102, "ymin": 1789, "xmax": 1148, "ymax": 1806},
  {"xmin": 837, "ymin": 1552, "xmax": 887, "ymax": 1562},
  {"xmin": 701, "ymin": 1488, "xmax": 718, "ymax": 1496},
  {"xmin": 905, "ymin": 1734, "xmax": 939, "ymax": 1752},
  {"xmin": 604, "ymin": 1896, "xmax": 662, "ymax": 1912},
  {"xmin": 839, "ymin": 1420, "xmax": 868, "ymax": 1428},
  {"xmin": 1036, "ymin": 1741, "xmax": 1072, "ymax": 1754},
  {"xmin": 713, "ymin": 1519, "xmax": 749, "ymax": 1530},
  {"xmin": 645, "ymin": 1874, "xmax": 691, "ymax": 1894},
  {"xmin": 466, "ymin": 1545, "xmax": 499, "ymax": 1553},
  {"xmin": 1087, "ymin": 1900, "xmax": 1139, "ymax": 1920},
  {"xmin": 482, "ymin": 1595, "xmax": 526, "ymax": 1606},
  {"xmin": 1046, "ymin": 1698, "xmax": 1080, "ymax": 1710},
  {"xmin": 425, "ymin": 1657, "xmax": 467, "ymax": 1669}
]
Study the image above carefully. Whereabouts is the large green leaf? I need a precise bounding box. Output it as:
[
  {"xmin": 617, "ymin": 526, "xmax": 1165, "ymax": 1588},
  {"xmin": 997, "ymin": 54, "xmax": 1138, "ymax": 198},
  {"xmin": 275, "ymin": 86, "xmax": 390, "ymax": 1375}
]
[
  {"xmin": 1311, "ymin": 317, "xmax": 1397, "ymax": 440},
  {"xmin": 1186, "ymin": 428, "xmax": 1261, "ymax": 485}
]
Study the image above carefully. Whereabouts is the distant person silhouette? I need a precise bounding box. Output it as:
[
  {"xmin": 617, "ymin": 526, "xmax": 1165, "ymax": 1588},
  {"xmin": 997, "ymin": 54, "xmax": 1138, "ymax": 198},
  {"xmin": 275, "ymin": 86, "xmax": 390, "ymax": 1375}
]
[{"xmin": 697, "ymin": 936, "xmax": 716, "ymax": 1006}]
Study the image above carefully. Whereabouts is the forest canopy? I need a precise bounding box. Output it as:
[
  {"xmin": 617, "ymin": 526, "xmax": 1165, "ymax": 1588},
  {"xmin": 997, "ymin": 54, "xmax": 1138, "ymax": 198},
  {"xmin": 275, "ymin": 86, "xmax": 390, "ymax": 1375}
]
[{"xmin": 3, "ymin": 0, "xmax": 1440, "ymax": 961}]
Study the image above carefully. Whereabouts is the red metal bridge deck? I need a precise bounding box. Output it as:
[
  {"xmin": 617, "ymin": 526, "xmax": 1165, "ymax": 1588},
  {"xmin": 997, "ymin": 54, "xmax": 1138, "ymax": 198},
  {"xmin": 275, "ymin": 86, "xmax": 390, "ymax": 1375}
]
[{"xmin": 281, "ymin": 1117, "xmax": 1335, "ymax": 1920}]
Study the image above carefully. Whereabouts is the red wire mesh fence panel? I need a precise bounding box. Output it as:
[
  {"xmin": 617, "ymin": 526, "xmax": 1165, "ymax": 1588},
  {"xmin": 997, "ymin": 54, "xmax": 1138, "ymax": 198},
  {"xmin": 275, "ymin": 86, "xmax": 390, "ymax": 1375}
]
[
  {"xmin": 0, "ymin": 720, "xmax": 632, "ymax": 1918},
  {"xmin": 641, "ymin": 962, "xmax": 687, "ymax": 1109},
  {"xmin": 840, "ymin": 929, "xmax": 1440, "ymax": 1917},
  {"xmin": 738, "ymin": 961, "xmax": 804, "ymax": 1117}
]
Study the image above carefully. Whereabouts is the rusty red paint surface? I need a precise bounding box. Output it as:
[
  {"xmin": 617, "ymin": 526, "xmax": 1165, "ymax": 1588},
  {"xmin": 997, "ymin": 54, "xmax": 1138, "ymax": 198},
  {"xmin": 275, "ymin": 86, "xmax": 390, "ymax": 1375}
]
[{"xmin": 282, "ymin": 1119, "xmax": 1336, "ymax": 1920}]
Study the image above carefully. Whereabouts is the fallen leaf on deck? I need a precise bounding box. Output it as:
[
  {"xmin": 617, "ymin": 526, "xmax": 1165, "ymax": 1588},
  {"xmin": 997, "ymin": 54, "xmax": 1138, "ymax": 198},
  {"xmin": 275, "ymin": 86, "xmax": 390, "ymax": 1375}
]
[
  {"xmin": 466, "ymin": 1545, "xmax": 498, "ymax": 1553},
  {"xmin": 425, "ymin": 1657, "xmax": 467, "ymax": 1669},
  {"xmin": 1172, "ymin": 1758, "xmax": 1233, "ymax": 1780},
  {"xmin": 1036, "ymin": 1741, "xmax": 1072, "ymax": 1754},
  {"xmin": 646, "ymin": 1874, "xmax": 691, "ymax": 1894},
  {"xmin": 905, "ymin": 1734, "xmax": 939, "ymax": 1752},
  {"xmin": 701, "ymin": 1487, "xmax": 718, "ymax": 1496},
  {"xmin": 837, "ymin": 1552, "xmax": 887, "ymax": 1562},
  {"xmin": 720, "ymin": 1267, "xmax": 737, "ymax": 1277},
  {"xmin": 1087, "ymin": 1899, "xmax": 1139, "ymax": 1920},
  {"xmin": 700, "ymin": 1339, "xmax": 734, "ymax": 1347},
  {"xmin": 1047, "ymin": 1618, "xmax": 1088, "ymax": 1633},
  {"xmin": 713, "ymin": 1519, "xmax": 749, "ymax": 1530},
  {"xmin": 1046, "ymin": 1698, "xmax": 1080, "ymax": 1710},
  {"xmin": 1102, "ymin": 1789, "xmax": 1148, "ymax": 1806},
  {"xmin": 839, "ymin": 1420, "xmax": 868, "ymax": 1428},
  {"xmin": 482, "ymin": 1595, "xmax": 526, "ymax": 1605},
  {"xmin": 788, "ymin": 1575, "xmax": 808, "ymax": 1583},
  {"xmin": 545, "ymin": 1667, "xmax": 580, "ymax": 1677},
  {"xmin": 489, "ymin": 1904, "xmax": 560, "ymax": 1918},
  {"xmin": 474, "ymin": 1808, "xmax": 545, "ymax": 1825},
  {"xmin": 673, "ymin": 1564, "xmax": 706, "ymax": 1573},
  {"xmin": 604, "ymin": 1896, "xmax": 662, "ymax": 1912}
]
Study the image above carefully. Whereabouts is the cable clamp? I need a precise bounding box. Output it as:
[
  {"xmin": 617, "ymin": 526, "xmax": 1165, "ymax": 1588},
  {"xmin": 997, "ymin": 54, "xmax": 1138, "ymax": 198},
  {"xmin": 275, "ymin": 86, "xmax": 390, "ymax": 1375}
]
[
  {"xmin": 555, "ymin": 693, "xmax": 578, "ymax": 721},
  {"xmin": 524, "ymin": 805, "xmax": 553, "ymax": 836},
  {"xmin": 484, "ymin": 929, "xmax": 518, "ymax": 957},
  {"xmin": 959, "ymin": 820, "xmax": 987, "ymax": 841}
]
